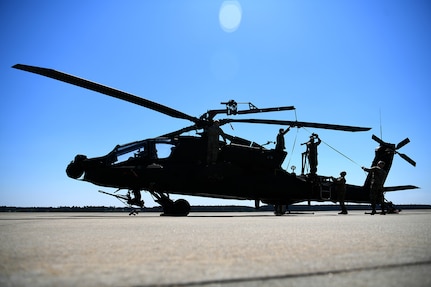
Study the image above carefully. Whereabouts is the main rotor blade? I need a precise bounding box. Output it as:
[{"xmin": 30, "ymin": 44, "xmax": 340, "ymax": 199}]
[
  {"xmin": 204, "ymin": 106, "xmax": 295, "ymax": 121},
  {"xmin": 220, "ymin": 119, "xmax": 371, "ymax": 132},
  {"xmin": 13, "ymin": 64, "xmax": 200, "ymax": 123},
  {"xmin": 397, "ymin": 152, "xmax": 416, "ymax": 167},
  {"xmin": 236, "ymin": 106, "xmax": 296, "ymax": 115},
  {"xmin": 160, "ymin": 125, "xmax": 199, "ymax": 138},
  {"xmin": 396, "ymin": 138, "xmax": 410, "ymax": 150}
]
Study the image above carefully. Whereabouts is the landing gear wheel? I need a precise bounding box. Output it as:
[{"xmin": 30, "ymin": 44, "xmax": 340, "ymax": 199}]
[
  {"xmin": 159, "ymin": 198, "xmax": 191, "ymax": 216},
  {"xmin": 152, "ymin": 191, "xmax": 191, "ymax": 216},
  {"xmin": 173, "ymin": 199, "xmax": 191, "ymax": 216},
  {"xmin": 274, "ymin": 204, "xmax": 284, "ymax": 216}
]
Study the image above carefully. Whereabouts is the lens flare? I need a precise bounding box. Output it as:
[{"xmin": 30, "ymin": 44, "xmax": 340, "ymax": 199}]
[{"xmin": 219, "ymin": 1, "xmax": 242, "ymax": 33}]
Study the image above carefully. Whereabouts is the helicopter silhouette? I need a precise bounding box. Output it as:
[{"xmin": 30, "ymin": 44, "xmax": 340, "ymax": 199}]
[{"xmin": 13, "ymin": 64, "xmax": 418, "ymax": 216}]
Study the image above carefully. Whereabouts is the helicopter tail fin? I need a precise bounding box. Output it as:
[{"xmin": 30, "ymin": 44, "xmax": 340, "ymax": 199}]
[{"xmin": 383, "ymin": 185, "xmax": 419, "ymax": 192}]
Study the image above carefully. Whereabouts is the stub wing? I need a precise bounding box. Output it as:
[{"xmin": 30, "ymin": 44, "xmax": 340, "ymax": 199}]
[{"xmin": 384, "ymin": 185, "xmax": 419, "ymax": 192}]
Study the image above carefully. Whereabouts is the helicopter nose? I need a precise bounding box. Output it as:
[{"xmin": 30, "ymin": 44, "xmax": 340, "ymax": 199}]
[{"xmin": 66, "ymin": 154, "xmax": 87, "ymax": 179}]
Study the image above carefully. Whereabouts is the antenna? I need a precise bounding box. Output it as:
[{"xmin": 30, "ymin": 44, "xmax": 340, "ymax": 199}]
[{"xmin": 379, "ymin": 108, "xmax": 383, "ymax": 139}]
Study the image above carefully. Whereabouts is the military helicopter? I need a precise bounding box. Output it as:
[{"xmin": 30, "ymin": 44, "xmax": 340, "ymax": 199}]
[{"xmin": 13, "ymin": 64, "xmax": 418, "ymax": 216}]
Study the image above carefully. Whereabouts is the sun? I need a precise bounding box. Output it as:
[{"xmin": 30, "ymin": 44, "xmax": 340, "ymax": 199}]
[{"xmin": 219, "ymin": 1, "xmax": 242, "ymax": 33}]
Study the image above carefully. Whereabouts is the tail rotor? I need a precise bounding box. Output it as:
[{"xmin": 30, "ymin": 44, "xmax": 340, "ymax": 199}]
[
  {"xmin": 372, "ymin": 135, "xmax": 416, "ymax": 167},
  {"xmin": 396, "ymin": 138, "xmax": 410, "ymax": 150}
]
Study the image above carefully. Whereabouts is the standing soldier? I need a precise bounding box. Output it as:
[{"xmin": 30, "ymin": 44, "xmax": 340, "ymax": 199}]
[
  {"xmin": 275, "ymin": 126, "xmax": 290, "ymax": 152},
  {"xmin": 362, "ymin": 161, "xmax": 387, "ymax": 215},
  {"xmin": 302, "ymin": 133, "xmax": 321, "ymax": 175},
  {"xmin": 332, "ymin": 171, "xmax": 348, "ymax": 214}
]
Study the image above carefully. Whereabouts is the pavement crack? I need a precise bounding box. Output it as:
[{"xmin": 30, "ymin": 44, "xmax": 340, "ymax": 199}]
[{"xmin": 141, "ymin": 260, "xmax": 431, "ymax": 287}]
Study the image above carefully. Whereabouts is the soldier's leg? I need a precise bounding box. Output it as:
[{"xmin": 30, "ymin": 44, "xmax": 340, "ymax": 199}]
[
  {"xmin": 370, "ymin": 190, "xmax": 377, "ymax": 214},
  {"xmin": 379, "ymin": 190, "xmax": 386, "ymax": 214}
]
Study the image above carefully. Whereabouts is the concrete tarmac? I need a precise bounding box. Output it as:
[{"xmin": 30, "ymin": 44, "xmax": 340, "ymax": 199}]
[{"xmin": 1, "ymin": 210, "xmax": 430, "ymax": 287}]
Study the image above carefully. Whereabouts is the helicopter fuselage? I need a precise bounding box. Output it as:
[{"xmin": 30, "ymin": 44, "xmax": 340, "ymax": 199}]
[{"xmin": 66, "ymin": 136, "xmax": 368, "ymax": 208}]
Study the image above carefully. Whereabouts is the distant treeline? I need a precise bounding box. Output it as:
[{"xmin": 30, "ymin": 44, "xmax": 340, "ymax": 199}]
[{"xmin": 1, "ymin": 204, "xmax": 430, "ymax": 213}]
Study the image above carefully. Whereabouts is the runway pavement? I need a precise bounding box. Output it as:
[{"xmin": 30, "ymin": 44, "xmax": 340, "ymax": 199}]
[{"xmin": 1, "ymin": 210, "xmax": 430, "ymax": 287}]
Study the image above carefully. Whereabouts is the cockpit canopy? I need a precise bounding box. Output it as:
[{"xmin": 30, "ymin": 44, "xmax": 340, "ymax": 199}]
[{"xmin": 108, "ymin": 137, "xmax": 176, "ymax": 164}]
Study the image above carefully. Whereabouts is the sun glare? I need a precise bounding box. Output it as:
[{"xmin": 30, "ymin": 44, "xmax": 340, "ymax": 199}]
[{"xmin": 219, "ymin": 1, "xmax": 242, "ymax": 33}]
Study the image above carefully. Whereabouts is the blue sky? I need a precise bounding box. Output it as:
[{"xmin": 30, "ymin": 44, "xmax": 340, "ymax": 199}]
[{"xmin": 1, "ymin": 0, "xmax": 430, "ymax": 207}]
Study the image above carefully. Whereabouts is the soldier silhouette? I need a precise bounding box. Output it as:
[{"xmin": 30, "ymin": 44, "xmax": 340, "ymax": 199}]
[
  {"xmin": 302, "ymin": 133, "xmax": 321, "ymax": 175},
  {"xmin": 362, "ymin": 161, "xmax": 387, "ymax": 215},
  {"xmin": 275, "ymin": 126, "xmax": 290, "ymax": 152}
]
